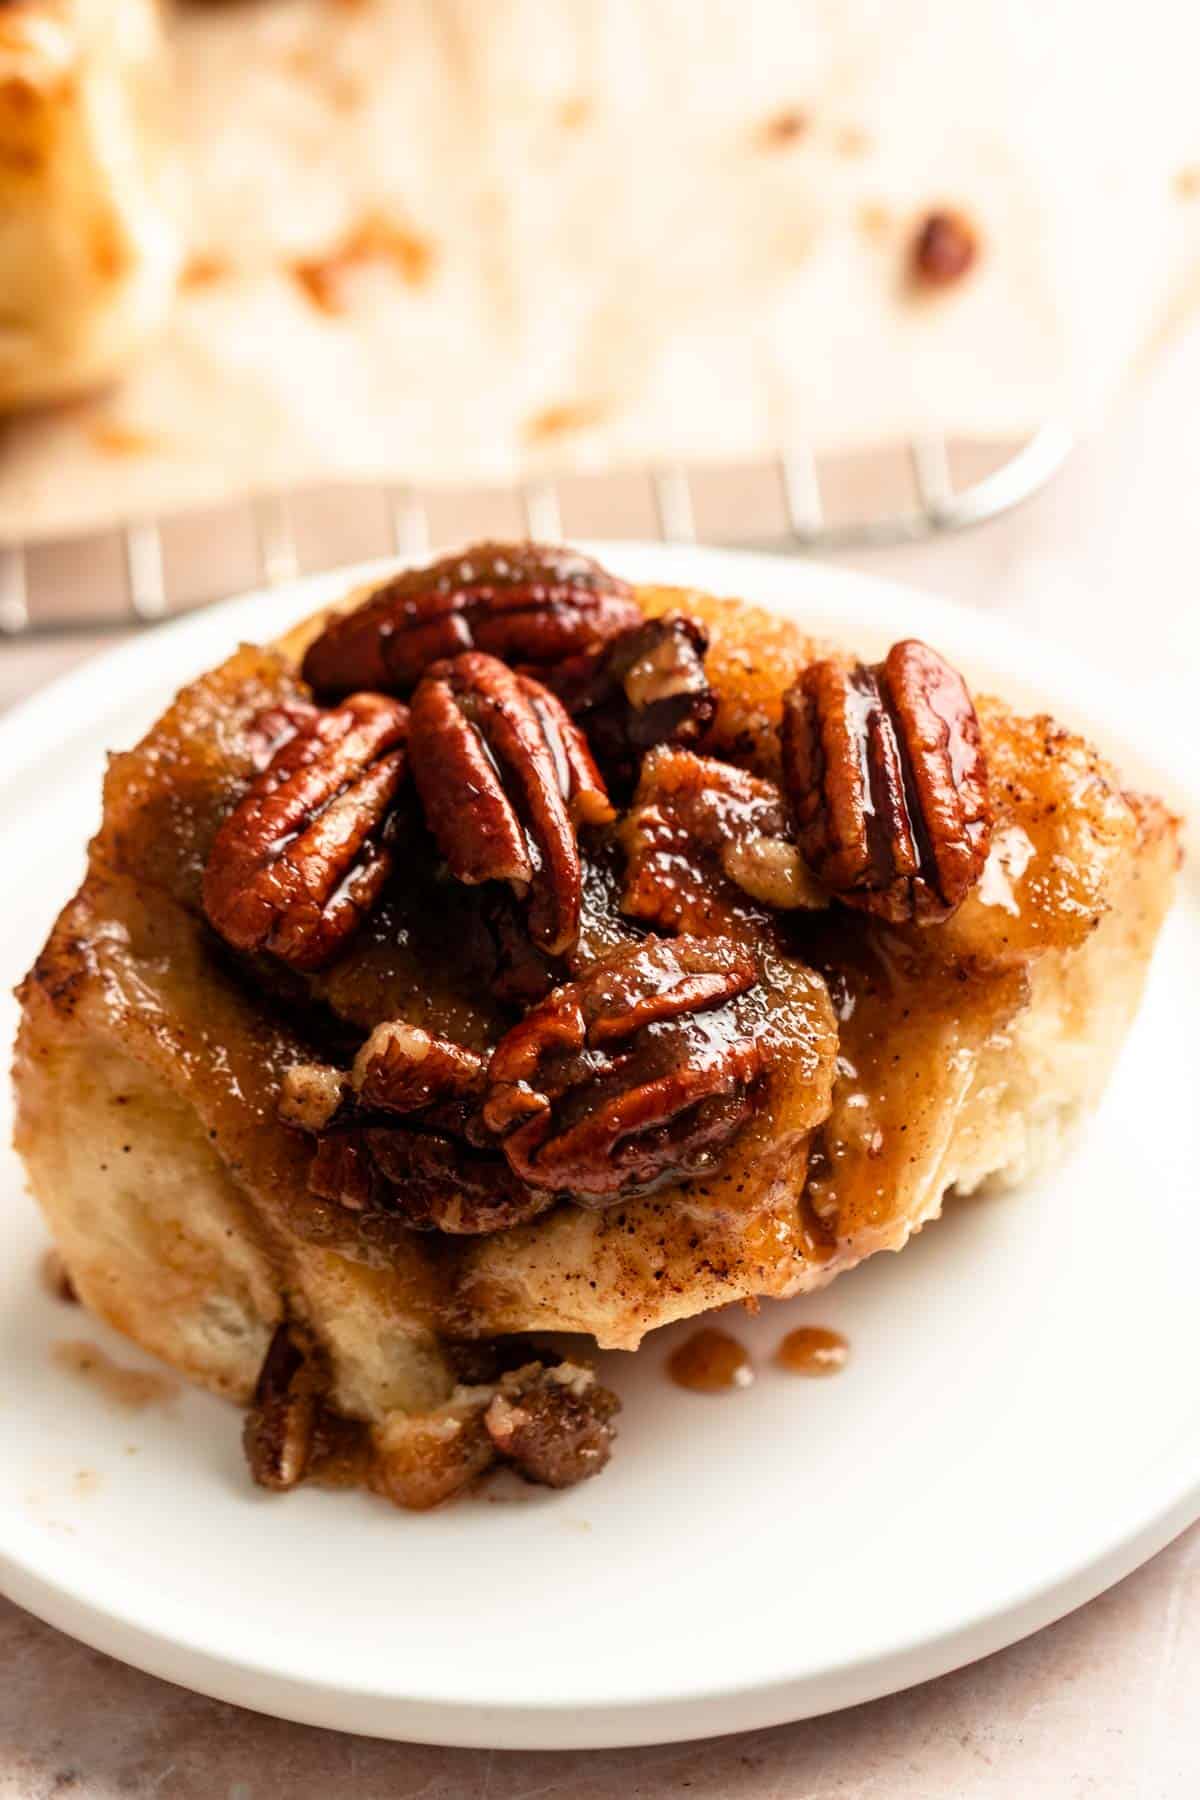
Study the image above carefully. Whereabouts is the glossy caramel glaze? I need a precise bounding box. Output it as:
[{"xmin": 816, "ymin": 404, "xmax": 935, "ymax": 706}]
[
  {"xmin": 667, "ymin": 1327, "xmax": 753, "ymax": 1393},
  {"xmin": 776, "ymin": 1326, "xmax": 849, "ymax": 1376}
]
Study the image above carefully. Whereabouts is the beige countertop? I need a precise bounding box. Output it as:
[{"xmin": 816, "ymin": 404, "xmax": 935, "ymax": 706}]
[{"xmin": 1, "ymin": 332, "xmax": 1198, "ymax": 1797}]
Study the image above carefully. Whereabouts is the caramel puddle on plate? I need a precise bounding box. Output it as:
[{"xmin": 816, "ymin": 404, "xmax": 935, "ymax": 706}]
[
  {"xmin": 667, "ymin": 1327, "xmax": 754, "ymax": 1393},
  {"xmin": 775, "ymin": 1326, "xmax": 850, "ymax": 1376},
  {"xmin": 52, "ymin": 1340, "xmax": 177, "ymax": 1410}
]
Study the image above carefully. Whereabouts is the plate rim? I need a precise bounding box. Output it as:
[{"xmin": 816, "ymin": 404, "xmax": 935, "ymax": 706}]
[{"xmin": 1, "ymin": 540, "xmax": 1196, "ymax": 1750}]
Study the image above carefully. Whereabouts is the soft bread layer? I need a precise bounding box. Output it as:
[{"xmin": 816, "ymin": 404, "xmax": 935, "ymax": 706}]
[
  {"xmin": 12, "ymin": 584, "xmax": 1180, "ymax": 1480},
  {"xmin": 15, "ymin": 1017, "xmax": 277, "ymax": 1400}
]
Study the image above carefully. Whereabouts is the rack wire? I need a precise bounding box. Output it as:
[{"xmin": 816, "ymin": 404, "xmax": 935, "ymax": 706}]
[{"xmin": 0, "ymin": 422, "xmax": 1072, "ymax": 639}]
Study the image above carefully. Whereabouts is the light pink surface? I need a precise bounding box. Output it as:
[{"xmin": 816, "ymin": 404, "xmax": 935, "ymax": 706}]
[{"xmin": 2, "ymin": 333, "xmax": 1198, "ymax": 1793}]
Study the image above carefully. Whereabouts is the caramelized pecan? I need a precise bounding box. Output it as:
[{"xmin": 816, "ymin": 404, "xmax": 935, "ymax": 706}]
[
  {"xmin": 620, "ymin": 745, "xmax": 827, "ymax": 937},
  {"xmin": 484, "ymin": 1362, "xmax": 620, "ymax": 1489},
  {"xmin": 484, "ymin": 936, "xmax": 766, "ymax": 1200},
  {"xmin": 293, "ymin": 1021, "xmax": 554, "ymax": 1234},
  {"xmin": 781, "ymin": 640, "xmax": 992, "ymax": 924},
  {"xmin": 241, "ymin": 699, "xmax": 319, "ymax": 771},
  {"xmin": 310, "ymin": 1127, "xmax": 555, "ymax": 1234},
  {"xmin": 409, "ymin": 652, "xmax": 614, "ymax": 956},
  {"xmin": 301, "ymin": 542, "xmax": 642, "ymax": 698},
  {"xmin": 549, "ymin": 613, "xmax": 715, "ymax": 786},
  {"xmin": 351, "ymin": 1019, "xmax": 487, "ymax": 1126},
  {"xmin": 203, "ymin": 693, "xmax": 408, "ymax": 969},
  {"xmin": 243, "ymin": 1324, "xmax": 324, "ymax": 1492}
]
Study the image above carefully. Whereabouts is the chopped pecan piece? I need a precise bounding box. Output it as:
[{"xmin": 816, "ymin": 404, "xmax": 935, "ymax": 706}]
[
  {"xmin": 278, "ymin": 1061, "xmax": 347, "ymax": 1132},
  {"xmin": 351, "ymin": 1019, "xmax": 487, "ymax": 1125},
  {"xmin": 301, "ymin": 542, "xmax": 642, "ymax": 698},
  {"xmin": 203, "ymin": 693, "xmax": 408, "ymax": 969},
  {"xmin": 549, "ymin": 613, "xmax": 715, "ymax": 785},
  {"xmin": 620, "ymin": 746, "xmax": 826, "ymax": 936},
  {"xmin": 243, "ymin": 1324, "xmax": 324, "ymax": 1492},
  {"xmin": 409, "ymin": 652, "xmax": 613, "ymax": 956},
  {"xmin": 484, "ymin": 936, "xmax": 766, "ymax": 1200},
  {"xmin": 484, "ymin": 1362, "xmax": 620, "ymax": 1489},
  {"xmin": 781, "ymin": 639, "xmax": 992, "ymax": 924},
  {"xmin": 292, "ymin": 1021, "xmax": 554, "ymax": 1234}
]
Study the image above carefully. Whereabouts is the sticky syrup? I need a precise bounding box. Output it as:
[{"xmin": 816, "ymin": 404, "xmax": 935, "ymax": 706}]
[
  {"xmin": 775, "ymin": 1326, "xmax": 849, "ymax": 1377},
  {"xmin": 667, "ymin": 1328, "xmax": 754, "ymax": 1393},
  {"xmin": 39, "ymin": 1249, "xmax": 78, "ymax": 1304}
]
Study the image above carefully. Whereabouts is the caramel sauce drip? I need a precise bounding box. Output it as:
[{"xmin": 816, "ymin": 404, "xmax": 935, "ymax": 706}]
[
  {"xmin": 52, "ymin": 1340, "xmax": 177, "ymax": 1410},
  {"xmin": 40, "ymin": 1249, "xmax": 78, "ymax": 1304},
  {"xmin": 776, "ymin": 1326, "xmax": 849, "ymax": 1376},
  {"xmin": 667, "ymin": 1327, "xmax": 753, "ymax": 1393}
]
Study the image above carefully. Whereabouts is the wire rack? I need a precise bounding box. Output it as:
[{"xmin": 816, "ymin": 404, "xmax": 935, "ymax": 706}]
[{"xmin": 0, "ymin": 422, "xmax": 1072, "ymax": 639}]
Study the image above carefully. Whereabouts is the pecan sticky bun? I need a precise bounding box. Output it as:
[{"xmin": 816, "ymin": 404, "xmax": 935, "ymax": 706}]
[{"xmin": 19, "ymin": 537, "xmax": 1177, "ymax": 1517}]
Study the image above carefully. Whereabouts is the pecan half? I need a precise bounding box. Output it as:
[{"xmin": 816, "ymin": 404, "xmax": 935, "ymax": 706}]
[
  {"xmin": 484, "ymin": 935, "xmax": 766, "ymax": 1200},
  {"xmin": 301, "ymin": 542, "xmax": 642, "ymax": 697},
  {"xmin": 203, "ymin": 693, "xmax": 409, "ymax": 969},
  {"xmin": 293, "ymin": 1021, "xmax": 555, "ymax": 1234},
  {"xmin": 781, "ymin": 639, "xmax": 992, "ymax": 924},
  {"xmin": 243, "ymin": 1324, "xmax": 324, "ymax": 1492},
  {"xmin": 549, "ymin": 612, "xmax": 715, "ymax": 786},
  {"xmin": 409, "ymin": 652, "xmax": 614, "ymax": 956}
]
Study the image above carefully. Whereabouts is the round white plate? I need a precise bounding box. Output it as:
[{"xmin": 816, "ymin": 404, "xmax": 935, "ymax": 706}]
[{"xmin": 0, "ymin": 544, "xmax": 1196, "ymax": 1751}]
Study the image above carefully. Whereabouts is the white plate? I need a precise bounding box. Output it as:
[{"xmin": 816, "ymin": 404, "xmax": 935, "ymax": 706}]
[{"xmin": 0, "ymin": 544, "xmax": 1196, "ymax": 1751}]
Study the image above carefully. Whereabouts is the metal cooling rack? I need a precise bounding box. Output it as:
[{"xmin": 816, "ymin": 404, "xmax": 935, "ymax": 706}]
[{"xmin": 0, "ymin": 422, "xmax": 1072, "ymax": 638}]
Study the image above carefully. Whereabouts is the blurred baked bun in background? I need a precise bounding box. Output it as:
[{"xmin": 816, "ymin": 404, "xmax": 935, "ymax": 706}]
[{"xmin": 0, "ymin": 0, "xmax": 180, "ymax": 412}]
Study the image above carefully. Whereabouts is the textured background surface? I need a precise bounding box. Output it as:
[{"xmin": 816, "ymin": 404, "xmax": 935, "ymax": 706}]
[{"xmin": 1, "ymin": 330, "xmax": 1197, "ymax": 1796}]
